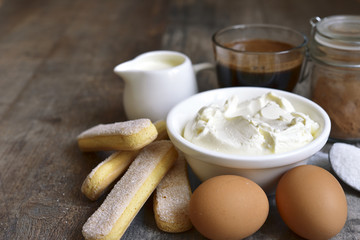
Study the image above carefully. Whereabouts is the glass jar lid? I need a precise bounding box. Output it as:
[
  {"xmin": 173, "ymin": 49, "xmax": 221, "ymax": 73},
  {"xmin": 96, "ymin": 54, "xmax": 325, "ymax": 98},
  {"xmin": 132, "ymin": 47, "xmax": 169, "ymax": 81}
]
[{"xmin": 313, "ymin": 15, "xmax": 360, "ymax": 51}]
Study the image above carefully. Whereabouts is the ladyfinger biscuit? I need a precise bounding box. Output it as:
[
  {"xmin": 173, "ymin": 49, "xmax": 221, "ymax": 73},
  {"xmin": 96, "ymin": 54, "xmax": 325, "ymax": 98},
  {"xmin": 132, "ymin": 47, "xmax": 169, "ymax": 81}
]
[
  {"xmin": 81, "ymin": 120, "xmax": 167, "ymax": 201},
  {"xmin": 81, "ymin": 150, "xmax": 139, "ymax": 201},
  {"xmin": 82, "ymin": 140, "xmax": 177, "ymax": 240},
  {"xmin": 153, "ymin": 154, "xmax": 192, "ymax": 233},
  {"xmin": 154, "ymin": 120, "xmax": 169, "ymax": 141},
  {"xmin": 77, "ymin": 119, "xmax": 158, "ymax": 152}
]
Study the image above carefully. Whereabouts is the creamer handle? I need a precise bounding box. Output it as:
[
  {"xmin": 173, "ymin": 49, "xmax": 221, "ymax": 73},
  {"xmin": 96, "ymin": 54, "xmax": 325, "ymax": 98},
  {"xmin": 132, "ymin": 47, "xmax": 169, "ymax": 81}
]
[{"xmin": 193, "ymin": 62, "xmax": 214, "ymax": 74}]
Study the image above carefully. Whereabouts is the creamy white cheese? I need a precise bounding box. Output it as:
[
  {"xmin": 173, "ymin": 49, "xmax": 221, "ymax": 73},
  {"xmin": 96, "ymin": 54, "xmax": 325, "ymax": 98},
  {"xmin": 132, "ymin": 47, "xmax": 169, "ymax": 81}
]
[{"xmin": 183, "ymin": 92, "xmax": 320, "ymax": 155}]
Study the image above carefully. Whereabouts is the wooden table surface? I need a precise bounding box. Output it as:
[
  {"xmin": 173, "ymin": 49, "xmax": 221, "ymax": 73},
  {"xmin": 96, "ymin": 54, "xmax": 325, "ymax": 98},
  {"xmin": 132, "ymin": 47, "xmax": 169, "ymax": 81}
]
[{"xmin": 1, "ymin": 0, "xmax": 360, "ymax": 239}]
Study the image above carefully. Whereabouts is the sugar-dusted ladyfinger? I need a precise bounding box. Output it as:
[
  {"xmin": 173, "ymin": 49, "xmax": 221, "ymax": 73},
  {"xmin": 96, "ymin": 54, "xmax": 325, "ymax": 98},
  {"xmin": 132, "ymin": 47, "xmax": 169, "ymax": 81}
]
[
  {"xmin": 82, "ymin": 140, "xmax": 177, "ymax": 240},
  {"xmin": 81, "ymin": 150, "xmax": 139, "ymax": 201},
  {"xmin": 154, "ymin": 120, "xmax": 169, "ymax": 141},
  {"xmin": 77, "ymin": 119, "xmax": 157, "ymax": 152},
  {"xmin": 153, "ymin": 154, "xmax": 192, "ymax": 233}
]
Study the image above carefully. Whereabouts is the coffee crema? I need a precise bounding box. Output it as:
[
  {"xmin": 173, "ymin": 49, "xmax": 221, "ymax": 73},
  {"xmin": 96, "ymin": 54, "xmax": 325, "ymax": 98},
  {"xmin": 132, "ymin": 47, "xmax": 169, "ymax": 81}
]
[
  {"xmin": 215, "ymin": 39, "xmax": 304, "ymax": 91},
  {"xmin": 226, "ymin": 39, "xmax": 294, "ymax": 52}
]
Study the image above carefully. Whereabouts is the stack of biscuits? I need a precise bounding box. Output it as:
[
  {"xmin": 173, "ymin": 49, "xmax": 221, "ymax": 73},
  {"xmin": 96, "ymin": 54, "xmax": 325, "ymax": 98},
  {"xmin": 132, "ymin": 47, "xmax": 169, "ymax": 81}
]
[{"xmin": 77, "ymin": 119, "xmax": 192, "ymax": 240}]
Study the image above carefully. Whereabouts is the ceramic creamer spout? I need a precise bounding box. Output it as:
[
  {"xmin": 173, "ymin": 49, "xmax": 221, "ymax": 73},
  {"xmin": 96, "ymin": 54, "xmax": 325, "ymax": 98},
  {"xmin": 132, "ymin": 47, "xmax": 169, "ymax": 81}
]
[{"xmin": 113, "ymin": 59, "xmax": 141, "ymax": 81}]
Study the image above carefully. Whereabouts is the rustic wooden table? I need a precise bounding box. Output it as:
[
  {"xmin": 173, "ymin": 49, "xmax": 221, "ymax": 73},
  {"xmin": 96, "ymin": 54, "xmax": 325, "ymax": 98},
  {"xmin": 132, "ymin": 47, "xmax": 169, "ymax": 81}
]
[{"xmin": 1, "ymin": 0, "xmax": 360, "ymax": 239}]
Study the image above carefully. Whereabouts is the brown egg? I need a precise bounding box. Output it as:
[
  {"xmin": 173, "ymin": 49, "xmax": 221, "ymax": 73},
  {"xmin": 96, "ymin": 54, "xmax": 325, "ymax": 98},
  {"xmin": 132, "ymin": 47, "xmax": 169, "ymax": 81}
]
[
  {"xmin": 189, "ymin": 175, "xmax": 269, "ymax": 240},
  {"xmin": 276, "ymin": 165, "xmax": 348, "ymax": 240}
]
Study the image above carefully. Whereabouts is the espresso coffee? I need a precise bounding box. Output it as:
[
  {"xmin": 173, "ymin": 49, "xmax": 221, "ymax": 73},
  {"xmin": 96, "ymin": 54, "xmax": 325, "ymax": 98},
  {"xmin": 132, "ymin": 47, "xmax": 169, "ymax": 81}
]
[{"xmin": 215, "ymin": 39, "xmax": 304, "ymax": 91}]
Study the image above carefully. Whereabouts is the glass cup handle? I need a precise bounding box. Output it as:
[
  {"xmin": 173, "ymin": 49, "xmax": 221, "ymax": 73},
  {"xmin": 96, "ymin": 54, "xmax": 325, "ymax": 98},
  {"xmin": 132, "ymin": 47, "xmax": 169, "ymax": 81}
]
[{"xmin": 299, "ymin": 50, "xmax": 311, "ymax": 83}]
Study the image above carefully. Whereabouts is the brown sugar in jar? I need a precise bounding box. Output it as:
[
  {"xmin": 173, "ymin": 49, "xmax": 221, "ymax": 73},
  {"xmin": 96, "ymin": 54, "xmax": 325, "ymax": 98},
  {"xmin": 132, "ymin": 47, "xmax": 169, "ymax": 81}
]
[
  {"xmin": 309, "ymin": 15, "xmax": 360, "ymax": 141},
  {"xmin": 311, "ymin": 66, "xmax": 360, "ymax": 139}
]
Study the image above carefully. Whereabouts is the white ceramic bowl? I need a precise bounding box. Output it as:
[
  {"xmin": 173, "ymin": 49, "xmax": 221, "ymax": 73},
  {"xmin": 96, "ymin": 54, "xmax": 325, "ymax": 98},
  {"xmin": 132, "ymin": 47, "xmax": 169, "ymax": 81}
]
[{"xmin": 167, "ymin": 87, "xmax": 331, "ymax": 194}]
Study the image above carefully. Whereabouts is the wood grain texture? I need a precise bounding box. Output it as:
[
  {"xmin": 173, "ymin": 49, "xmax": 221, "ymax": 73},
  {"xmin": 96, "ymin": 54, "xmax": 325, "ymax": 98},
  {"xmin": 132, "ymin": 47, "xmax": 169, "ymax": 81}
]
[{"xmin": 0, "ymin": 0, "xmax": 360, "ymax": 239}]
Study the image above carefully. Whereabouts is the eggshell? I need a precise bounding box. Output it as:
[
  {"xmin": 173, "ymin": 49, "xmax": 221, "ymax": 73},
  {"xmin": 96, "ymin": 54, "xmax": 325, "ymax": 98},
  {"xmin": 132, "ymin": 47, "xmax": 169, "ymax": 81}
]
[
  {"xmin": 276, "ymin": 165, "xmax": 347, "ymax": 240},
  {"xmin": 189, "ymin": 175, "xmax": 269, "ymax": 240}
]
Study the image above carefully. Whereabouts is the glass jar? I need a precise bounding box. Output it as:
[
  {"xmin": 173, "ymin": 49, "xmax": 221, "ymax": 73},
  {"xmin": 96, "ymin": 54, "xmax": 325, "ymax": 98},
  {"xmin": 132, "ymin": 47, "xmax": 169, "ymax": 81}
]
[{"xmin": 308, "ymin": 15, "xmax": 360, "ymax": 141}]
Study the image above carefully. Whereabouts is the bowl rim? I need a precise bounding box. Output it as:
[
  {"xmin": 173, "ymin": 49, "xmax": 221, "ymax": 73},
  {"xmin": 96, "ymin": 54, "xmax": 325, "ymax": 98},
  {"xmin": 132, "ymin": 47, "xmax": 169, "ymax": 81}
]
[{"xmin": 166, "ymin": 87, "xmax": 331, "ymax": 169}]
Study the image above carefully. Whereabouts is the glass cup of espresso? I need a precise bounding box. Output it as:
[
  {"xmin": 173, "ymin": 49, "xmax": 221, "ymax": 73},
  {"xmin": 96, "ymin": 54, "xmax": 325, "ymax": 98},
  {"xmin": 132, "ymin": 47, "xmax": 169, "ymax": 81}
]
[{"xmin": 212, "ymin": 24, "xmax": 308, "ymax": 91}]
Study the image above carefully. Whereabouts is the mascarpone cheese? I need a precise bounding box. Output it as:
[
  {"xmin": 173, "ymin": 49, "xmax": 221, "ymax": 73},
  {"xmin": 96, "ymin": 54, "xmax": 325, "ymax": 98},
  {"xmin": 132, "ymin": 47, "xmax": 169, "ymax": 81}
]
[{"xmin": 183, "ymin": 92, "xmax": 320, "ymax": 155}]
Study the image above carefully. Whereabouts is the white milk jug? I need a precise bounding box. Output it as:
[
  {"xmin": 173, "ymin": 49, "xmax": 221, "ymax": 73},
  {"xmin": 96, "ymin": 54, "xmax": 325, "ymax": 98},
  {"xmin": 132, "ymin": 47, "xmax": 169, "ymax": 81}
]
[{"xmin": 114, "ymin": 50, "xmax": 213, "ymax": 121}]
